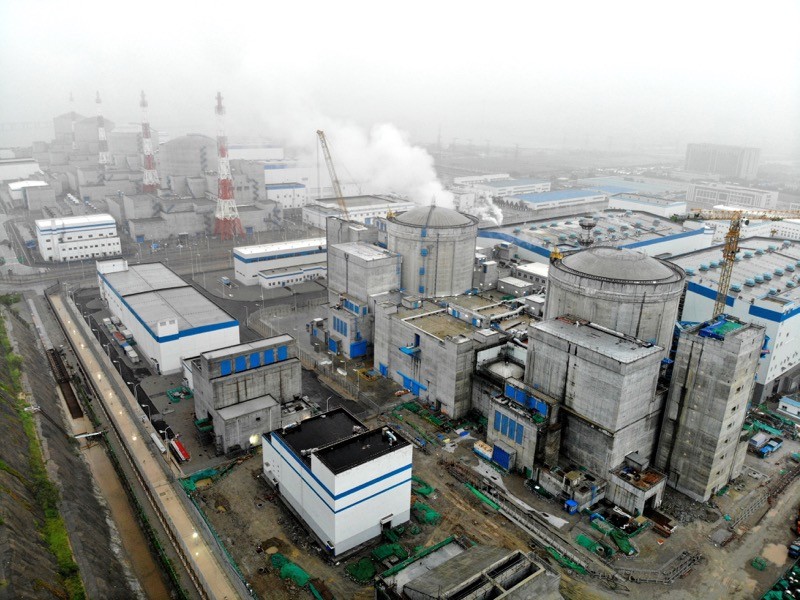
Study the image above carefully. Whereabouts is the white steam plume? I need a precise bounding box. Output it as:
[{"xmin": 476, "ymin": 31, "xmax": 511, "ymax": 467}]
[{"xmin": 271, "ymin": 112, "xmax": 503, "ymax": 225}]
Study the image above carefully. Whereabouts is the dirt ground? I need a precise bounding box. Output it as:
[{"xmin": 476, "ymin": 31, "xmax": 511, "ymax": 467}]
[{"xmin": 195, "ymin": 403, "xmax": 800, "ymax": 600}]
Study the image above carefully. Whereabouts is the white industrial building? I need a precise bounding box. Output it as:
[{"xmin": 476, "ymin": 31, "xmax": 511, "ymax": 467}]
[
  {"xmin": 265, "ymin": 183, "xmax": 308, "ymax": 209},
  {"xmin": 670, "ymin": 238, "xmax": 800, "ymax": 401},
  {"xmin": 472, "ymin": 177, "xmax": 551, "ymax": 197},
  {"xmin": 262, "ymin": 408, "xmax": 412, "ymax": 556},
  {"xmin": 509, "ymin": 189, "xmax": 607, "ymax": 213},
  {"xmin": 97, "ymin": 260, "xmax": 240, "ymax": 375},
  {"xmin": 684, "ymin": 143, "xmax": 760, "ymax": 180},
  {"xmin": 302, "ymin": 195, "xmax": 416, "ymax": 230},
  {"xmin": 0, "ymin": 157, "xmax": 42, "ymax": 181},
  {"xmin": 233, "ymin": 238, "xmax": 326, "ymax": 286},
  {"xmin": 35, "ymin": 214, "xmax": 121, "ymax": 262},
  {"xmin": 608, "ymin": 194, "xmax": 687, "ymax": 218},
  {"xmin": 686, "ymin": 183, "xmax": 778, "ymax": 210}
]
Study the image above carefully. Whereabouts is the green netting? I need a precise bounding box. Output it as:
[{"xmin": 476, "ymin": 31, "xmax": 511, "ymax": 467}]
[
  {"xmin": 545, "ymin": 547, "xmax": 587, "ymax": 575},
  {"xmin": 412, "ymin": 476, "xmax": 435, "ymax": 497},
  {"xmin": 751, "ymin": 557, "xmax": 768, "ymax": 570},
  {"xmin": 465, "ymin": 483, "xmax": 500, "ymax": 510},
  {"xmin": 346, "ymin": 557, "xmax": 376, "ymax": 583},
  {"xmin": 383, "ymin": 528, "xmax": 400, "ymax": 543},
  {"xmin": 412, "ymin": 502, "xmax": 442, "ymax": 525},
  {"xmin": 575, "ymin": 534, "xmax": 615, "ymax": 557},
  {"xmin": 402, "ymin": 402, "xmax": 421, "ymax": 413},
  {"xmin": 409, "ymin": 524, "xmax": 421, "ymax": 535},
  {"xmin": 179, "ymin": 468, "xmax": 220, "ymax": 491},
  {"xmin": 372, "ymin": 543, "xmax": 408, "ymax": 562},
  {"xmin": 309, "ymin": 583, "xmax": 325, "ymax": 600},
  {"xmin": 271, "ymin": 553, "xmax": 289, "ymax": 568},
  {"xmin": 280, "ymin": 563, "xmax": 310, "ymax": 587},
  {"xmin": 167, "ymin": 385, "xmax": 193, "ymax": 403},
  {"xmin": 610, "ymin": 530, "xmax": 635, "ymax": 556}
]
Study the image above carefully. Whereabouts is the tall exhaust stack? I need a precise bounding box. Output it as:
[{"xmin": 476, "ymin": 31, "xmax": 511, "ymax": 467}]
[
  {"xmin": 139, "ymin": 91, "xmax": 159, "ymax": 194},
  {"xmin": 578, "ymin": 216, "xmax": 597, "ymax": 247},
  {"xmin": 96, "ymin": 91, "xmax": 110, "ymax": 177},
  {"xmin": 212, "ymin": 91, "xmax": 243, "ymax": 240}
]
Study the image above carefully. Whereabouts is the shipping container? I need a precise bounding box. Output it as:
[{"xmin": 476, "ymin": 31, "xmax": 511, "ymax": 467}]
[
  {"xmin": 113, "ymin": 331, "xmax": 126, "ymax": 345},
  {"xmin": 150, "ymin": 432, "xmax": 167, "ymax": 454},
  {"xmin": 169, "ymin": 439, "xmax": 190, "ymax": 463},
  {"xmin": 122, "ymin": 329, "xmax": 133, "ymax": 340}
]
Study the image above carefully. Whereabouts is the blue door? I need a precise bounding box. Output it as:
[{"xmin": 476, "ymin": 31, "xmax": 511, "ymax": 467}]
[{"xmin": 492, "ymin": 444, "xmax": 511, "ymax": 470}]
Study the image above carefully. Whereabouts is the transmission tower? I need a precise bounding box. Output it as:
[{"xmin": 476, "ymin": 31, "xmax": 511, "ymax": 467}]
[
  {"xmin": 139, "ymin": 91, "xmax": 159, "ymax": 193},
  {"xmin": 212, "ymin": 92, "xmax": 244, "ymax": 240}
]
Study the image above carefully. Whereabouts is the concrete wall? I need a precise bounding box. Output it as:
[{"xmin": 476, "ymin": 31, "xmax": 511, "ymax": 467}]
[
  {"xmin": 387, "ymin": 219, "xmax": 477, "ymax": 297},
  {"xmin": 545, "ymin": 262, "xmax": 684, "ymax": 356},
  {"xmin": 655, "ymin": 322, "xmax": 764, "ymax": 501}
]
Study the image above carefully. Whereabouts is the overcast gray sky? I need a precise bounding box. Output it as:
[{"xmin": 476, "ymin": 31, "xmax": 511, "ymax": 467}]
[{"xmin": 2, "ymin": 0, "xmax": 798, "ymax": 156}]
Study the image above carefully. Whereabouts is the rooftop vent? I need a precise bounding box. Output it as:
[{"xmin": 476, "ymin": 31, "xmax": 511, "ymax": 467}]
[
  {"xmin": 755, "ymin": 249, "xmax": 764, "ymax": 256},
  {"xmin": 685, "ymin": 268, "xmax": 696, "ymax": 276},
  {"xmin": 730, "ymin": 283, "xmax": 742, "ymax": 292},
  {"xmin": 754, "ymin": 275, "xmax": 764, "ymax": 284},
  {"xmin": 787, "ymin": 281, "xmax": 797, "ymax": 288},
  {"xmin": 768, "ymin": 244, "xmax": 777, "ymax": 252},
  {"xmin": 744, "ymin": 252, "xmax": 753, "ymax": 259},
  {"xmin": 786, "ymin": 264, "xmax": 796, "ymax": 272},
  {"xmin": 768, "ymin": 288, "xmax": 778, "ymax": 296},
  {"xmin": 710, "ymin": 260, "xmax": 719, "ymax": 268},
  {"xmin": 699, "ymin": 263, "xmax": 709, "ymax": 271},
  {"xmin": 763, "ymin": 272, "xmax": 772, "ymax": 281},
  {"xmin": 745, "ymin": 278, "xmax": 756, "ymax": 287},
  {"xmin": 775, "ymin": 268, "xmax": 784, "ymax": 276}
]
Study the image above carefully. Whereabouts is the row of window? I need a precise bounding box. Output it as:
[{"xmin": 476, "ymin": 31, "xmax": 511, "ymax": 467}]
[
  {"xmin": 219, "ymin": 346, "xmax": 289, "ymax": 375},
  {"xmin": 332, "ymin": 316, "xmax": 348, "ymax": 336},
  {"xmin": 493, "ymin": 411, "xmax": 525, "ymax": 445},
  {"xmin": 342, "ymin": 299, "xmax": 367, "ymax": 316}
]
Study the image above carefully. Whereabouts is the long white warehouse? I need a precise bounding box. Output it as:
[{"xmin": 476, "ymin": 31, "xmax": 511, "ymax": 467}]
[
  {"xmin": 234, "ymin": 237, "xmax": 326, "ymax": 286},
  {"xmin": 36, "ymin": 214, "xmax": 121, "ymax": 262},
  {"xmin": 97, "ymin": 260, "xmax": 240, "ymax": 374},
  {"xmin": 262, "ymin": 408, "xmax": 412, "ymax": 556}
]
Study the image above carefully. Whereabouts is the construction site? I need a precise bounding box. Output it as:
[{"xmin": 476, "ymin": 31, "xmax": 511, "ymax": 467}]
[{"xmin": 187, "ymin": 386, "xmax": 800, "ymax": 600}]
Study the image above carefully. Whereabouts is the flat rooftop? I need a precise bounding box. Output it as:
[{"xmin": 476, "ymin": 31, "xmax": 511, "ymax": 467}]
[
  {"xmin": 611, "ymin": 465, "xmax": 666, "ymax": 491},
  {"xmin": 314, "ymin": 195, "xmax": 410, "ymax": 209},
  {"xmin": 202, "ymin": 335, "xmax": 294, "ymax": 360},
  {"xmin": 498, "ymin": 276, "xmax": 532, "ymax": 288},
  {"xmin": 315, "ymin": 425, "xmax": 409, "ymax": 474},
  {"xmin": 217, "ymin": 395, "xmax": 277, "ymax": 421},
  {"xmin": 330, "ymin": 241, "xmax": 400, "ymax": 262},
  {"xmin": 99, "ymin": 263, "xmax": 236, "ymax": 334},
  {"xmin": 515, "ymin": 189, "xmax": 605, "ymax": 204},
  {"xmin": 481, "ymin": 208, "xmax": 701, "ymax": 255},
  {"xmin": 277, "ymin": 408, "xmax": 365, "ymax": 465},
  {"xmin": 35, "ymin": 213, "xmax": 116, "ymax": 230},
  {"xmin": 611, "ymin": 193, "xmax": 687, "ymax": 207},
  {"xmin": 480, "ymin": 177, "xmax": 548, "ymax": 188},
  {"xmin": 514, "ymin": 262, "xmax": 549, "ymax": 277},
  {"xmin": 403, "ymin": 310, "xmax": 476, "ymax": 341},
  {"xmin": 577, "ymin": 176, "xmax": 689, "ymax": 196},
  {"xmin": 234, "ymin": 237, "xmax": 326, "ymax": 257},
  {"xmin": 671, "ymin": 237, "xmax": 800, "ymax": 305},
  {"xmin": 534, "ymin": 316, "xmax": 662, "ymax": 363}
]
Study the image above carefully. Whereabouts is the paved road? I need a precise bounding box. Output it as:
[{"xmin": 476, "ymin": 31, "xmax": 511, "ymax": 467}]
[{"xmin": 50, "ymin": 293, "xmax": 242, "ymax": 600}]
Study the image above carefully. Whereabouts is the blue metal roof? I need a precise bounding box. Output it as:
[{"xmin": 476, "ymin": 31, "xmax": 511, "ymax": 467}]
[
  {"xmin": 266, "ymin": 182, "xmax": 305, "ymax": 190},
  {"xmin": 515, "ymin": 189, "xmax": 604, "ymax": 204},
  {"xmin": 780, "ymin": 396, "xmax": 800, "ymax": 408}
]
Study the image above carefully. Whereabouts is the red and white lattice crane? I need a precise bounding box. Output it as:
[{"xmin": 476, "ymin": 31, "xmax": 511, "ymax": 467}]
[
  {"xmin": 139, "ymin": 91, "xmax": 160, "ymax": 193},
  {"xmin": 212, "ymin": 91, "xmax": 243, "ymax": 240},
  {"xmin": 96, "ymin": 91, "xmax": 110, "ymax": 173}
]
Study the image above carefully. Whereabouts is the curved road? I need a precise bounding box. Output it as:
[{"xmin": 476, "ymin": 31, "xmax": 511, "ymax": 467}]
[{"xmin": 50, "ymin": 293, "xmax": 241, "ymax": 600}]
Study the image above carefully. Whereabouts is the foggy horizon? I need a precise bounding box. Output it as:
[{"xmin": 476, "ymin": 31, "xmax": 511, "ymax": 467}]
[{"xmin": 2, "ymin": 0, "xmax": 799, "ymax": 158}]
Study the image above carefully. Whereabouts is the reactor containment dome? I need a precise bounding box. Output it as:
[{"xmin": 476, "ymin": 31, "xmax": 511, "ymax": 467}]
[
  {"xmin": 387, "ymin": 206, "xmax": 479, "ymax": 297},
  {"xmin": 545, "ymin": 246, "xmax": 685, "ymax": 355}
]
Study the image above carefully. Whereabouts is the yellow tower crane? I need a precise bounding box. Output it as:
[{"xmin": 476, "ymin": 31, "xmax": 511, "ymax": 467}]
[
  {"xmin": 684, "ymin": 208, "xmax": 800, "ymax": 318},
  {"xmin": 316, "ymin": 130, "xmax": 348, "ymax": 220}
]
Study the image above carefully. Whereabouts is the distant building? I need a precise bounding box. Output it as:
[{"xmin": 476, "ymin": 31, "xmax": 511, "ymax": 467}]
[
  {"xmin": 35, "ymin": 214, "xmax": 120, "ymax": 262},
  {"xmin": 7, "ymin": 180, "xmax": 54, "ymax": 211},
  {"xmin": 686, "ymin": 183, "xmax": 778, "ymax": 210},
  {"xmin": 265, "ymin": 182, "xmax": 308, "ymax": 209},
  {"xmin": 472, "ymin": 177, "xmax": 551, "ymax": 197},
  {"xmin": 0, "ymin": 157, "xmax": 42, "ymax": 182},
  {"xmin": 685, "ymin": 143, "xmax": 760, "ymax": 180},
  {"xmin": 302, "ymin": 195, "xmax": 415, "ymax": 230},
  {"xmin": 508, "ymin": 189, "xmax": 607, "ymax": 214},
  {"xmin": 608, "ymin": 193, "xmax": 687, "ymax": 218},
  {"xmin": 158, "ymin": 134, "xmax": 218, "ymax": 179},
  {"xmin": 191, "ymin": 335, "xmax": 307, "ymax": 454},
  {"xmin": 262, "ymin": 408, "xmax": 412, "ymax": 557},
  {"xmin": 233, "ymin": 238, "xmax": 326, "ymax": 286},
  {"xmin": 655, "ymin": 316, "xmax": 765, "ymax": 502},
  {"xmin": 97, "ymin": 260, "xmax": 239, "ymax": 374}
]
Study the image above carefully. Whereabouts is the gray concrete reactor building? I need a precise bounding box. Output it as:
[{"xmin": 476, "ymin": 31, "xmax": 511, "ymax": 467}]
[
  {"xmin": 545, "ymin": 247, "xmax": 686, "ymax": 356},
  {"xmin": 386, "ymin": 206, "xmax": 479, "ymax": 297},
  {"xmin": 655, "ymin": 316, "xmax": 765, "ymax": 502}
]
